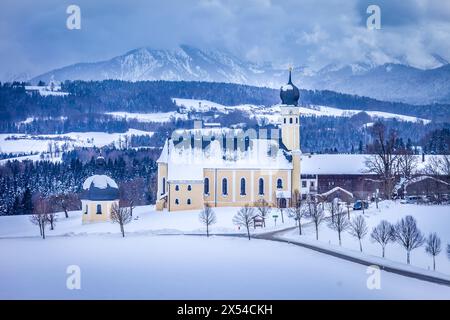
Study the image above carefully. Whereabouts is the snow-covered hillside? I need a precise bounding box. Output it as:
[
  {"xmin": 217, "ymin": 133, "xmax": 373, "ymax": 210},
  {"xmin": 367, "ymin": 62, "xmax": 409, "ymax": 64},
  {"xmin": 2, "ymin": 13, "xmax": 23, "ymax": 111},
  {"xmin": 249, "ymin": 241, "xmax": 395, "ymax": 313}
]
[
  {"xmin": 172, "ymin": 98, "xmax": 431, "ymax": 124},
  {"xmin": 0, "ymin": 129, "xmax": 154, "ymax": 162}
]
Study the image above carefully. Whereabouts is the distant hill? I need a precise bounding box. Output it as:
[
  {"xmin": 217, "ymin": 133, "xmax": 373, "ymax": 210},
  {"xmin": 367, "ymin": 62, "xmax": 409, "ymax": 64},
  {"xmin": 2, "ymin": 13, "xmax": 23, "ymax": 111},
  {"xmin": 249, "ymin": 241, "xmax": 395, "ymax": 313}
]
[{"xmin": 2, "ymin": 80, "xmax": 449, "ymax": 124}]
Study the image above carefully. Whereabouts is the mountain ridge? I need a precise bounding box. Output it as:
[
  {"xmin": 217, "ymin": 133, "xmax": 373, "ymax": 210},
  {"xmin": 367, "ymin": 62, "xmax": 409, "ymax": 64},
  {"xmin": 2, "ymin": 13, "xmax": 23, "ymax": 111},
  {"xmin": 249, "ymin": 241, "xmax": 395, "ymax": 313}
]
[{"xmin": 31, "ymin": 45, "xmax": 450, "ymax": 105}]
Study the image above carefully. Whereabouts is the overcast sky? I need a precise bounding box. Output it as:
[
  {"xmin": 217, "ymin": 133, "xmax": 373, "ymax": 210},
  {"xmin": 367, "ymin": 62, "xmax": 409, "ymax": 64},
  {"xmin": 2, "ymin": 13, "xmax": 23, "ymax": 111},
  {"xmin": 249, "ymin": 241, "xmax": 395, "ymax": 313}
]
[{"xmin": 1, "ymin": 0, "xmax": 450, "ymax": 81}]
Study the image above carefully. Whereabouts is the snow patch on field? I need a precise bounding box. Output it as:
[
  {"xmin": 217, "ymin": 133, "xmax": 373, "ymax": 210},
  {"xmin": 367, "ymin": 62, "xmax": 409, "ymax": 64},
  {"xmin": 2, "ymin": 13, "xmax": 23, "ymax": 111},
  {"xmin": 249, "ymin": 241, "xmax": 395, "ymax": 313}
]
[{"xmin": 105, "ymin": 111, "xmax": 187, "ymax": 123}]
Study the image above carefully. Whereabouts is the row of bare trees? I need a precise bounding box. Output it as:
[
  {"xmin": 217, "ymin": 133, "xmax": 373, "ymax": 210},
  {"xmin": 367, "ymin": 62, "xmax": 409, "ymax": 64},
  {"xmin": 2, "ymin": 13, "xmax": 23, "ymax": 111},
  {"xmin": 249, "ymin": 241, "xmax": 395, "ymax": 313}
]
[{"xmin": 370, "ymin": 216, "xmax": 446, "ymax": 270}]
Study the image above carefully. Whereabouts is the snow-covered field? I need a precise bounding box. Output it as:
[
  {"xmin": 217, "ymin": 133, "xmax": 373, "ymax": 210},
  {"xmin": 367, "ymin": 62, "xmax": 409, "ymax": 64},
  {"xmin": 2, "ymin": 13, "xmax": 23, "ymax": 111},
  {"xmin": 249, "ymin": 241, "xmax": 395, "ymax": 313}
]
[
  {"xmin": 2, "ymin": 235, "xmax": 449, "ymax": 299},
  {"xmin": 280, "ymin": 201, "xmax": 450, "ymax": 275},
  {"xmin": 0, "ymin": 129, "xmax": 154, "ymax": 161},
  {"xmin": 0, "ymin": 206, "xmax": 293, "ymax": 238},
  {"xmin": 1, "ymin": 202, "xmax": 450, "ymax": 299}
]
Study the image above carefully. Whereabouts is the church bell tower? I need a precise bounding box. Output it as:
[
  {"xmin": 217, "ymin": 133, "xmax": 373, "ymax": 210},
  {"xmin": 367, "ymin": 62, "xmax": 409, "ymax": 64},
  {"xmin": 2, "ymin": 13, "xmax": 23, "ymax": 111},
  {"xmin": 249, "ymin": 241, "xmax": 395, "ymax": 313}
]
[{"xmin": 280, "ymin": 68, "xmax": 300, "ymax": 151}]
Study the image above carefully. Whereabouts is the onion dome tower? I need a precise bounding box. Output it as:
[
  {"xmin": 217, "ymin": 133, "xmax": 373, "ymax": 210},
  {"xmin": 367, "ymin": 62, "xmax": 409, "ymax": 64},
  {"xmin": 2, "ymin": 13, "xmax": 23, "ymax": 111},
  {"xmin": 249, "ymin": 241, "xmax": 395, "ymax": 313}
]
[{"xmin": 280, "ymin": 68, "xmax": 300, "ymax": 106}]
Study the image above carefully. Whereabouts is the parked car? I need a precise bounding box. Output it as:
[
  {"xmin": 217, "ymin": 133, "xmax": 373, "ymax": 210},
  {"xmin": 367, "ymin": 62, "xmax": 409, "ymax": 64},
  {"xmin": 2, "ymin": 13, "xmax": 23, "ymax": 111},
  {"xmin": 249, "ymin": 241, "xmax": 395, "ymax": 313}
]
[
  {"xmin": 353, "ymin": 200, "xmax": 369, "ymax": 210},
  {"xmin": 400, "ymin": 195, "xmax": 423, "ymax": 204}
]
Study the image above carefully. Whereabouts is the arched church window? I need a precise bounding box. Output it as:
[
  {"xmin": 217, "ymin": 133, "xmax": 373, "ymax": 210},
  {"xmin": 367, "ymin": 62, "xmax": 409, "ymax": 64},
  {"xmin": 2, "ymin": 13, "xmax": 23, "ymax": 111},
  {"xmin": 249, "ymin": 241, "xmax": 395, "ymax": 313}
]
[
  {"xmin": 296, "ymin": 117, "xmax": 298, "ymax": 123},
  {"xmin": 284, "ymin": 118, "xmax": 286, "ymax": 124},
  {"xmin": 96, "ymin": 204, "xmax": 102, "ymax": 214},
  {"xmin": 259, "ymin": 178, "xmax": 264, "ymax": 195},
  {"xmin": 187, "ymin": 185, "xmax": 192, "ymax": 191},
  {"xmin": 187, "ymin": 199, "xmax": 191, "ymax": 205},
  {"xmin": 204, "ymin": 178, "xmax": 210, "ymax": 195},
  {"xmin": 175, "ymin": 199, "xmax": 179, "ymax": 205},
  {"xmin": 175, "ymin": 185, "xmax": 179, "ymax": 191},
  {"xmin": 240, "ymin": 178, "xmax": 246, "ymax": 195},
  {"xmin": 85, "ymin": 205, "xmax": 88, "ymax": 214},
  {"xmin": 222, "ymin": 178, "xmax": 228, "ymax": 195},
  {"xmin": 277, "ymin": 178, "xmax": 283, "ymax": 189},
  {"xmin": 290, "ymin": 117, "xmax": 293, "ymax": 124}
]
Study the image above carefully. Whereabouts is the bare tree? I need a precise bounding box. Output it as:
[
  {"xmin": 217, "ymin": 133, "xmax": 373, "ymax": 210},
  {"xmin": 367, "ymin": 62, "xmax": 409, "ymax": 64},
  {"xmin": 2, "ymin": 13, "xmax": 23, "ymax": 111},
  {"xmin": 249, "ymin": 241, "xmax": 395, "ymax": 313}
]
[
  {"xmin": 233, "ymin": 205, "xmax": 256, "ymax": 240},
  {"xmin": 365, "ymin": 122, "xmax": 399, "ymax": 199},
  {"xmin": 199, "ymin": 204, "xmax": 217, "ymax": 237},
  {"xmin": 306, "ymin": 197, "xmax": 325, "ymax": 240},
  {"xmin": 111, "ymin": 203, "xmax": 132, "ymax": 237},
  {"xmin": 348, "ymin": 215, "xmax": 368, "ymax": 252},
  {"xmin": 254, "ymin": 198, "xmax": 271, "ymax": 227},
  {"xmin": 287, "ymin": 203, "xmax": 308, "ymax": 235},
  {"xmin": 393, "ymin": 216, "xmax": 425, "ymax": 264},
  {"xmin": 47, "ymin": 210, "xmax": 57, "ymax": 231},
  {"xmin": 447, "ymin": 244, "xmax": 450, "ymax": 261},
  {"xmin": 370, "ymin": 220, "xmax": 394, "ymax": 258},
  {"xmin": 397, "ymin": 150, "xmax": 418, "ymax": 180},
  {"xmin": 30, "ymin": 197, "xmax": 51, "ymax": 239},
  {"xmin": 276, "ymin": 198, "xmax": 285, "ymax": 224},
  {"xmin": 328, "ymin": 207, "xmax": 349, "ymax": 246},
  {"xmin": 425, "ymin": 232, "xmax": 442, "ymax": 271},
  {"xmin": 120, "ymin": 178, "xmax": 145, "ymax": 216},
  {"xmin": 425, "ymin": 155, "xmax": 450, "ymax": 177},
  {"xmin": 52, "ymin": 193, "xmax": 79, "ymax": 218},
  {"xmin": 325, "ymin": 198, "xmax": 339, "ymax": 223}
]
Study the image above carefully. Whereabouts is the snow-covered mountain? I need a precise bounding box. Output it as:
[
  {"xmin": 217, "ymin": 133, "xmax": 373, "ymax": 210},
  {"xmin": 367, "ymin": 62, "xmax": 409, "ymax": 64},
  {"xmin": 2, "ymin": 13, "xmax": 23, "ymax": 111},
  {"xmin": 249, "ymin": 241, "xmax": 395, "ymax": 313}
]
[
  {"xmin": 302, "ymin": 63, "xmax": 450, "ymax": 105},
  {"xmin": 31, "ymin": 45, "xmax": 286, "ymax": 87},
  {"xmin": 31, "ymin": 45, "xmax": 450, "ymax": 105}
]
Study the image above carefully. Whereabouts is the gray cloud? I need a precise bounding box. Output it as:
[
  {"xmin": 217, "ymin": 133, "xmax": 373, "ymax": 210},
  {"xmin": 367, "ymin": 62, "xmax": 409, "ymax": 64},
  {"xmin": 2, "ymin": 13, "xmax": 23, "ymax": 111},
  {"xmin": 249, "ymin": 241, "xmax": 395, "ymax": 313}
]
[{"xmin": 0, "ymin": 0, "xmax": 449, "ymax": 81}]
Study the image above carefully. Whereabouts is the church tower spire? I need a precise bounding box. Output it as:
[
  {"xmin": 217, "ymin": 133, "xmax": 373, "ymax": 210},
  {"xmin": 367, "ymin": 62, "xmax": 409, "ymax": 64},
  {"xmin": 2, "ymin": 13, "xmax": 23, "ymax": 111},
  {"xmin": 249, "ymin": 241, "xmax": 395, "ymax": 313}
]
[{"xmin": 280, "ymin": 69, "xmax": 301, "ymax": 151}]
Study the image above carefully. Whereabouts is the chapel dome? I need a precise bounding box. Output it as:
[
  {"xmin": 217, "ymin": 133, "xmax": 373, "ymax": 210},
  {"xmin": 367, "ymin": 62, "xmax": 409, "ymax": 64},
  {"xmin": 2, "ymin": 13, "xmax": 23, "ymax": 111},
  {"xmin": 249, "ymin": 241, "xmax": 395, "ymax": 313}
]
[
  {"xmin": 81, "ymin": 174, "xmax": 119, "ymax": 201},
  {"xmin": 280, "ymin": 69, "xmax": 300, "ymax": 106}
]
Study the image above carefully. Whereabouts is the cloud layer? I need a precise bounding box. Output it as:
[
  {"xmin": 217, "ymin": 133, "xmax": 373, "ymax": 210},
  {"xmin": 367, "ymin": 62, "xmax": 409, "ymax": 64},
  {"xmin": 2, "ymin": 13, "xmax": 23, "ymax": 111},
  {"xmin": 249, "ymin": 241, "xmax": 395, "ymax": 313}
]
[{"xmin": 1, "ymin": 0, "xmax": 449, "ymax": 81}]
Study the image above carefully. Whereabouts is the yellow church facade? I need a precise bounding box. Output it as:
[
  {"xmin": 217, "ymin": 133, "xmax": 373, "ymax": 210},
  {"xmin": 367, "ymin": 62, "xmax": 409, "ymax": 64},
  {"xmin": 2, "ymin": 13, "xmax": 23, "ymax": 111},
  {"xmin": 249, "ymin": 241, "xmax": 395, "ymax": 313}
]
[{"xmin": 156, "ymin": 70, "xmax": 303, "ymax": 212}]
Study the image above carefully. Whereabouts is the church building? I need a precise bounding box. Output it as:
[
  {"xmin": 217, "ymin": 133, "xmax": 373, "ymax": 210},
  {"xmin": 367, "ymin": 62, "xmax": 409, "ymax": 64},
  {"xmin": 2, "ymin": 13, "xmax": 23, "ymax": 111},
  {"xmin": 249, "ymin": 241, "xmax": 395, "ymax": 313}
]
[{"xmin": 156, "ymin": 70, "xmax": 303, "ymax": 211}]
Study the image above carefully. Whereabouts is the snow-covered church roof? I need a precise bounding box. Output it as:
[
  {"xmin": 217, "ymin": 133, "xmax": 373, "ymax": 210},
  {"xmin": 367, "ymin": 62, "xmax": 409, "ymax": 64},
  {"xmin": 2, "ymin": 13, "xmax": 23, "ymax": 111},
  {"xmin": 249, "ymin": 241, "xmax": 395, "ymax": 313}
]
[
  {"xmin": 81, "ymin": 175, "xmax": 119, "ymax": 201},
  {"xmin": 158, "ymin": 131, "xmax": 293, "ymax": 182}
]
